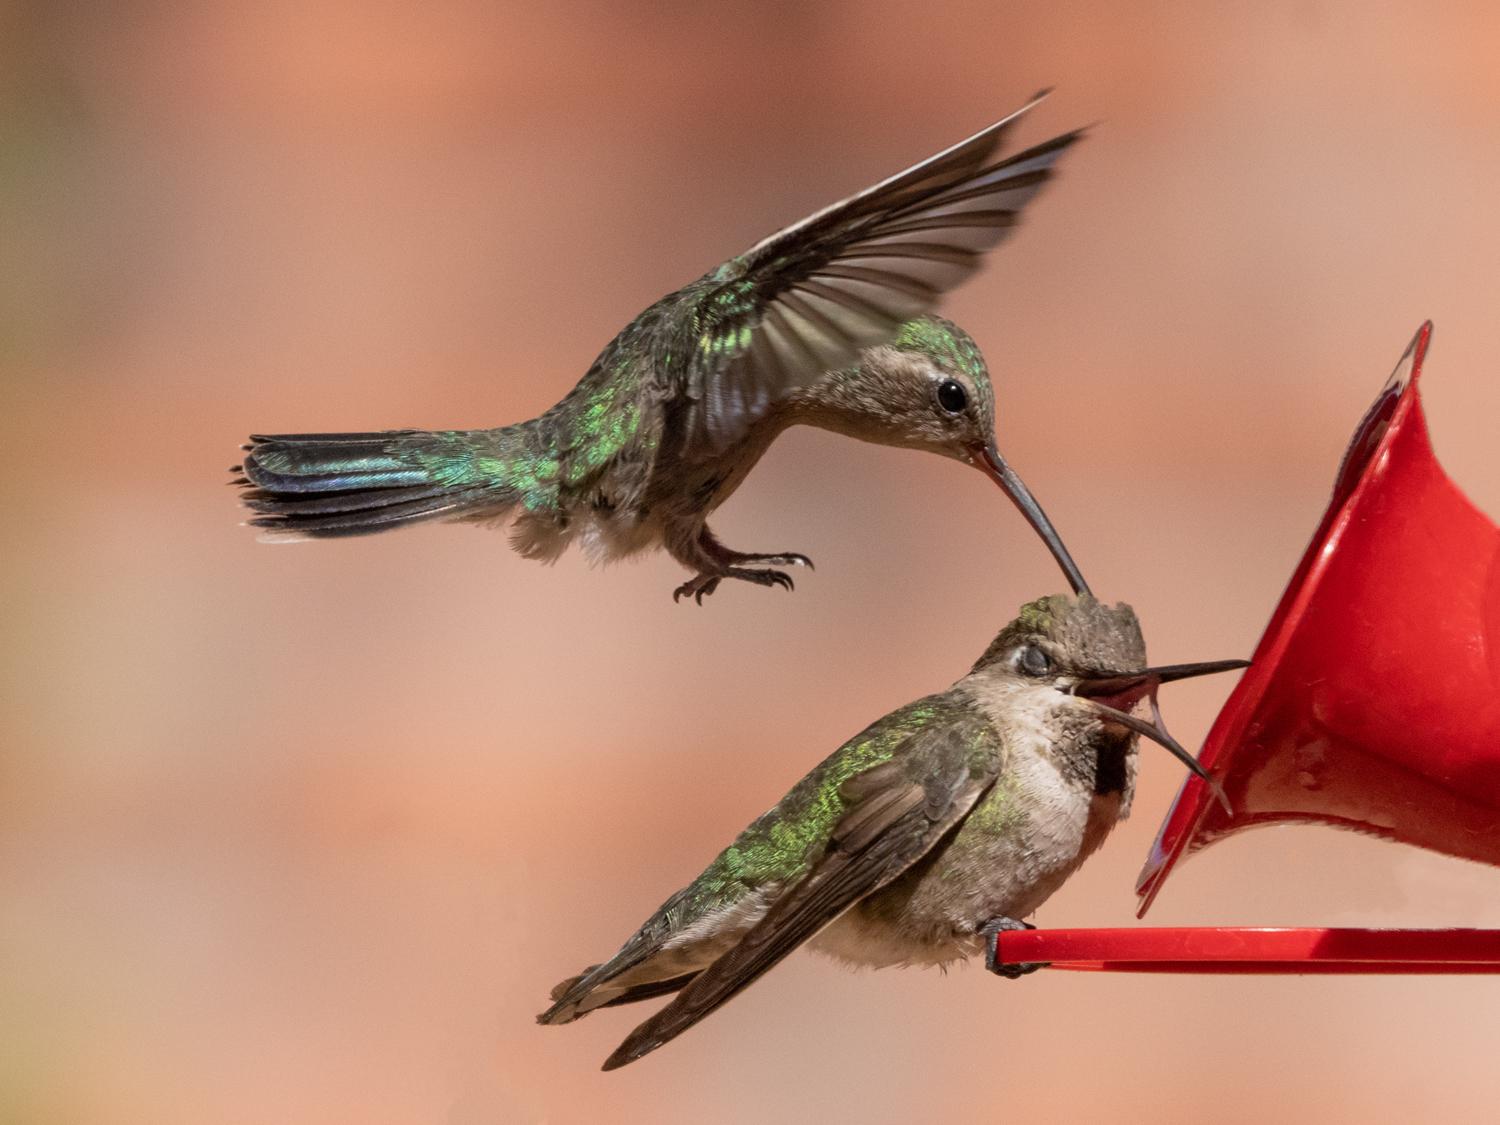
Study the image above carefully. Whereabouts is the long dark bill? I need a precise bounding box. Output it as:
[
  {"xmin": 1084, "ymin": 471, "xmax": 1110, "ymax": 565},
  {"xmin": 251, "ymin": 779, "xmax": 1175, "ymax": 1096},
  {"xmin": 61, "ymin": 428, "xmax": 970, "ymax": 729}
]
[
  {"xmin": 976, "ymin": 444, "xmax": 1091, "ymax": 597},
  {"xmin": 1072, "ymin": 659, "xmax": 1249, "ymax": 813},
  {"xmin": 1071, "ymin": 659, "xmax": 1250, "ymax": 700}
]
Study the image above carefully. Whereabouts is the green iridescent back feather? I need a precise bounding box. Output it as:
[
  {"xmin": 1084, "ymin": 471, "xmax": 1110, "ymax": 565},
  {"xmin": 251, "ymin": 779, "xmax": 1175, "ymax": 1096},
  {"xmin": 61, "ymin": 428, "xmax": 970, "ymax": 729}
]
[
  {"xmin": 236, "ymin": 306, "xmax": 991, "ymax": 540},
  {"xmin": 581, "ymin": 692, "xmax": 999, "ymax": 975}
]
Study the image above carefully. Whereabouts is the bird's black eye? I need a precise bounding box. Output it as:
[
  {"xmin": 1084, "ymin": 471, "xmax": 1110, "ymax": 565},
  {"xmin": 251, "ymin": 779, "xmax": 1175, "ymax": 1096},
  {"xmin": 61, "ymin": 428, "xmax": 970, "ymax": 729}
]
[
  {"xmin": 1019, "ymin": 645, "xmax": 1051, "ymax": 677},
  {"xmin": 936, "ymin": 379, "xmax": 968, "ymax": 414}
]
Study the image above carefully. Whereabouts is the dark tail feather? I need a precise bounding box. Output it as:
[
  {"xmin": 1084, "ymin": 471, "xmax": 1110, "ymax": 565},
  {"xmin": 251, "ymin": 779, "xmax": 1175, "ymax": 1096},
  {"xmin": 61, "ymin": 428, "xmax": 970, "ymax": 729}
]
[
  {"xmin": 589, "ymin": 973, "xmax": 699, "ymax": 1010},
  {"xmin": 235, "ymin": 430, "xmax": 513, "ymax": 539},
  {"xmin": 537, "ymin": 970, "xmax": 700, "ymax": 1026}
]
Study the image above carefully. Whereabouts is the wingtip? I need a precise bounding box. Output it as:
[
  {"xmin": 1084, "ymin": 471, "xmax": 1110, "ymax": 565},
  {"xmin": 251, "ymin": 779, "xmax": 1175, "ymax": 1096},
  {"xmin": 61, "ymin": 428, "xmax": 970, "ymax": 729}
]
[
  {"xmin": 983, "ymin": 87, "xmax": 1056, "ymax": 133},
  {"xmin": 535, "ymin": 999, "xmax": 577, "ymax": 1026},
  {"xmin": 599, "ymin": 1049, "xmax": 637, "ymax": 1072},
  {"xmin": 601, "ymin": 1034, "xmax": 658, "ymax": 1072},
  {"xmin": 1053, "ymin": 125, "xmax": 1092, "ymax": 155},
  {"xmin": 1051, "ymin": 124, "xmax": 1092, "ymax": 148}
]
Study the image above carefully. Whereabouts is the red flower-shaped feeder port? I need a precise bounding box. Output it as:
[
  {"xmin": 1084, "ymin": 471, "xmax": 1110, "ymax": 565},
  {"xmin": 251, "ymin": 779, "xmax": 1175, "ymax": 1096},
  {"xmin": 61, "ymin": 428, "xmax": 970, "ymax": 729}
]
[{"xmin": 995, "ymin": 323, "xmax": 1500, "ymax": 974}]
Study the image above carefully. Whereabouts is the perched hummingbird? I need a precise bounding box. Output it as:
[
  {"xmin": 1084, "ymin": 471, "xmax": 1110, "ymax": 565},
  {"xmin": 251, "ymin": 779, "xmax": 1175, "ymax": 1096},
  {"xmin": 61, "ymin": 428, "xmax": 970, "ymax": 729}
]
[
  {"xmin": 235, "ymin": 93, "xmax": 1093, "ymax": 601},
  {"xmin": 537, "ymin": 594, "xmax": 1245, "ymax": 1069}
]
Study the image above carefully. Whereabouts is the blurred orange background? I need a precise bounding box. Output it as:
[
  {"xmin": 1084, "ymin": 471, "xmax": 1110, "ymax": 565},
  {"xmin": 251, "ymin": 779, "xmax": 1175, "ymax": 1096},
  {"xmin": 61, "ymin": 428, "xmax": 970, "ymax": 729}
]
[{"xmin": 6, "ymin": 2, "xmax": 1500, "ymax": 1121}]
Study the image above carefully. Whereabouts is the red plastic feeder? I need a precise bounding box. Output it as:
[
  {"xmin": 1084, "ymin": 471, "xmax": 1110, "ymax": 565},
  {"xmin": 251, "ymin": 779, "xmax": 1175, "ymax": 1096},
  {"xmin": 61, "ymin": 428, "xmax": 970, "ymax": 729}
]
[{"xmin": 995, "ymin": 323, "xmax": 1500, "ymax": 973}]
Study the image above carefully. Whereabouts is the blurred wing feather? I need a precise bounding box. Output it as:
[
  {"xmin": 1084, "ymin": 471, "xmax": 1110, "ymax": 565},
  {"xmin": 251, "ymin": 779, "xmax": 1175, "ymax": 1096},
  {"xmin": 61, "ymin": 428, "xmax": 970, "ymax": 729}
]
[{"xmin": 683, "ymin": 93, "xmax": 1083, "ymax": 454}]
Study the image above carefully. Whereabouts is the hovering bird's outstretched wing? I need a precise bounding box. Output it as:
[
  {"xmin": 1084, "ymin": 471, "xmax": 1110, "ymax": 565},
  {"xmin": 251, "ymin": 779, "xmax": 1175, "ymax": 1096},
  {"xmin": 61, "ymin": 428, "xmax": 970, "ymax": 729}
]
[
  {"xmin": 600, "ymin": 719, "xmax": 1004, "ymax": 1071},
  {"xmin": 680, "ymin": 90, "xmax": 1083, "ymax": 456}
]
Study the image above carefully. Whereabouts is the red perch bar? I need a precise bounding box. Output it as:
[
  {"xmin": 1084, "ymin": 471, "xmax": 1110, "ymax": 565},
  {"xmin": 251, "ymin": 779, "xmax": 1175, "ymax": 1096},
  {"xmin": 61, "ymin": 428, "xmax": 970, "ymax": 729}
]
[{"xmin": 994, "ymin": 927, "xmax": 1500, "ymax": 974}]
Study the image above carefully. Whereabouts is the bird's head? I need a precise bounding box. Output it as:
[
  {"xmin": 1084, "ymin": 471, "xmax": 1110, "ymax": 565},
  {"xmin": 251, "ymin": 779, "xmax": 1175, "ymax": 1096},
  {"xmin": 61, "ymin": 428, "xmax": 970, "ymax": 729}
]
[
  {"xmin": 800, "ymin": 316, "xmax": 995, "ymax": 458},
  {"xmin": 797, "ymin": 317, "xmax": 1089, "ymax": 595},
  {"xmin": 972, "ymin": 594, "xmax": 1247, "ymax": 793}
]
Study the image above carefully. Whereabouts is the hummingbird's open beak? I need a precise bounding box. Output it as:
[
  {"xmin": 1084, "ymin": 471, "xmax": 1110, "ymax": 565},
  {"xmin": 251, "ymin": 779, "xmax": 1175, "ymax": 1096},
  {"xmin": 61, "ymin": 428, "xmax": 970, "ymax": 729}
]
[
  {"xmin": 1070, "ymin": 659, "xmax": 1251, "ymax": 703},
  {"xmin": 975, "ymin": 444, "xmax": 1091, "ymax": 597},
  {"xmin": 1070, "ymin": 659, "xmax": 1249, "ymax": 810}
]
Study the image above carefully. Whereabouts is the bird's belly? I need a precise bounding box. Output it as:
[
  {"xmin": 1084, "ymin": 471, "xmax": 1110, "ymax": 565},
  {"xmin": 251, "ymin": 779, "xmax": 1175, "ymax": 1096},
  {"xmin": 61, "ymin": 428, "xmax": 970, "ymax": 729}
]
[
  {"xmin": 810, "ymin": 909, "xmax": 976, "ymax": 969},
  {"xmin": 812, "ymin": 759, "xmax": 1127, "ymax": 970},
  {"xmin": 575, "ymin": 506, "xmax": 664, "ymax": 564}
]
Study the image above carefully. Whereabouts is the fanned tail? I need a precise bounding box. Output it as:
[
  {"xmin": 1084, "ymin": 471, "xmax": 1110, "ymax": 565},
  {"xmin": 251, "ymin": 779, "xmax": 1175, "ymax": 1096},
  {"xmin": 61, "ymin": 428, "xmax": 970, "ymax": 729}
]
[{"xmin": 234, "ymin": 429, "xmax": 521, "ymax": 539}]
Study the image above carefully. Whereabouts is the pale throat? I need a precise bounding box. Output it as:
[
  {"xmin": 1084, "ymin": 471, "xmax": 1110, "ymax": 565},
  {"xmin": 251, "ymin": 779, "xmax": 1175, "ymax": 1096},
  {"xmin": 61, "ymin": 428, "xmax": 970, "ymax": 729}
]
[{"xmin": 960, "ymin": 673, "xmax": 1137, "ymax": 794}]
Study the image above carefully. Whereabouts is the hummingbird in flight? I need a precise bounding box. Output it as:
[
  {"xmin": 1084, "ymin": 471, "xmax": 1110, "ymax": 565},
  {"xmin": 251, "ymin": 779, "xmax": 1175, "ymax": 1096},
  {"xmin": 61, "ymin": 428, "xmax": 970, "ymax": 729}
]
[
  {"xmin": 536, "ymin": 594, "xmax": 1245, "ymax": 1068},
  {"xmin": 236, "ymin": 93, "xmax": 1093, "ymax": 601}
]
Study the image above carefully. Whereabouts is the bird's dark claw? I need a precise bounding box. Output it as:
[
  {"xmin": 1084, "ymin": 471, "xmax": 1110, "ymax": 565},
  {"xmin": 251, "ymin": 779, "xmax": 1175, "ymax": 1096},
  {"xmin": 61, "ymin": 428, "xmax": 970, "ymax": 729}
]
[
  {"xmin": 730, "ymin": 567, "xmax": 795, "ymax": 592},
  {"xmin": 980, "ymin": 917, "xmax": 1046, "ymax": 979},
  {"xmin": 672, "ymin": 574, "xmax": 722, "ymax": 603},
  {"xmin": 671, "ymin": 567, "xmax": 796, "ymax": 603}
]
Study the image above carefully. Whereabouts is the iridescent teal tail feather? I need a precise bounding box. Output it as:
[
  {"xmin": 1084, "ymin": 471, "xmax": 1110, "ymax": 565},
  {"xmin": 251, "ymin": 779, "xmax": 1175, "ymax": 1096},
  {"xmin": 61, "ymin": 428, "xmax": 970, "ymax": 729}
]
[{"xmin": 236, "ymin": 428, "xmax": 529, "ymax": 539}]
